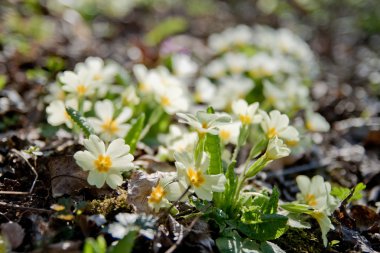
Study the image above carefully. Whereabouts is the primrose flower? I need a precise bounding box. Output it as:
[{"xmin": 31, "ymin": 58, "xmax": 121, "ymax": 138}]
[
  {"xmin": 296, "ymin": 175, "xmax": 337, "ymax": 213},
  {"xmin": 148, "ymin": 173, "xmax": 187, "ymax": 212},
  {"xmin": 172, "ymin": 54, "xmax": 198, "ymax": 79},
  {"xmin": 296, "ymin": 175, "xmax": 338, "ymax": 246},
  {"xmin": 60, "ymin": 70, "xmax": 94, "ymax": 97},
  {"xmin": 224, "ymin": 52, "xmax": 248, "ymax": 75},
  {"xmin": 248, "ymin": 53, "xmax": 280, "ymax": 78},
  {"xmin": 211, "ymin": 76, "xmax": 254, "ymax": 110},
  {"xmin": 218, "ymin": 122, "xmax": 241, "ymax": 145},
  {"xmin": 88, "ymin": 100, "xmax": 132, "ymax": 141},
  {"xmin": 121, "ymin": 86, "xmax": 140, "ymax": 106},
  {"xmin": 157, "ymin": 125, "xmax": 197, "ymax": 161},
  {"xmin": 174, "ymin": 152, "xmax": 226, "ymax": 201},
  {"xmin": 260, "ymin": 110, "xmax": 299, "ymax": 146},
  {"xmin": 265, "ymin": 137, "xmax": 291, "ymax": 160},
  {"xmin": 46, "ymin": 98, "xmax": 91, "ymax": 128},
  {"xmin": 176, "ymin": 111, "xmax": 231, "ymax": 136},
  {"xmin": 75, "ymin": 57, "xmax": 118, "ymax": 97},
  {"xmin": 203, "ymin": 59, "xmax": 227, "ymax": 79},
  {"xmin": 232, "ymin": 99, "xmax": 262, "ymax": 125},
  {"xmin": 194, "ymin": 77, "xmax": 217, "ymax": 103},
  {"xmin": 153, "ymin": 85, "xmax": 189, "ymax": 114},
  {"xmin": 305, "ymin": 111, "xmax": 330, "ymax": 132},
  {"xmin": 74, "ymin": 135, "xmax": 134, "ymax": 189}
]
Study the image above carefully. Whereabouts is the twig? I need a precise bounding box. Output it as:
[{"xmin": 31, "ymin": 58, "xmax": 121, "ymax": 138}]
[
  {"xmin": 0, "ymin": 149, "xmax": 38, "ymax": 195},
  {"xmin": 0, "ymin": 201, "xmax": 52, "ymax": 214},
  {"xmin": 164, "ymin": 216, "xmax": 200, "ymax": 253}
]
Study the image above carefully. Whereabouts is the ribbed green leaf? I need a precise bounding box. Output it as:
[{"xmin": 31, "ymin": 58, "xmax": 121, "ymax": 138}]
[
  {"xmin": 65, "ymin": 107, "xmax": 94, "ymax": 138},
  {"xmin": 205, "ymin": 133, "xmax": 222, "ymax": 175},
  {"xmin": 124, "ymin": 114, "xmax": 145, "ymax": 154}
]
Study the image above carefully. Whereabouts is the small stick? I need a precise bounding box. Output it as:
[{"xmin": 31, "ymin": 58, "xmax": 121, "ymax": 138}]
[
  {"xmin": 164, "ymin": 216, "xmax": 200, "ymax": 253},
  {"xmin": 0, "ymin": 201, "xmax": 52, "ymax": 214},
  {"xmin": 0, "ymin": 149, "xmax": 38, "ymax": 195}
]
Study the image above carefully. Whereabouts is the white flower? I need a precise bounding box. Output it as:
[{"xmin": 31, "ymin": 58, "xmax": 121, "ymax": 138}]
[
  {"xmin": 305, "ymin": 111, "xmax": 330, "ymax": 132},
  {"xmin": 265, "ymin": 137, "xmax": 290, "ymax": 160},
  {"xmin": 260, "ymin": 110, "xmax": 299, "ymax": 145},
  {"xmin": 75, "ymin": 57, "xmax": 118, "ymax": 97},
  {"xmin": 176, "ymin": 111, "xmax": 231, "ymax": 135},
  {"xmin": 248, "ymin": 53, "xmax": 280, "ymax": 78},
  {"xmin": 203, "ymin": 59, "xmax": 226, "ymax": 79},
  {"xmin": 296, "ymin": 175, "xmax": 338, "ymax": 247},
  {"xmin": 231, "ymin": 99, "xmax": 262, "ymax": 125},
  {"xmin": 208, "ymin": 25, "xmax": 253, "ymax": 53},
  {"xmin": 133, "ymin": 64, "xmax": 152, "ymax": 93},
  {"xmin": 174, "ymin": 152, "xmax": 226, "ymax": 201},
  {"xmin": 148, "ymin": 172, "xmax": 187, "ymax": 212},
  {"xmin": 194, "ymin": 77, "xmax": 216, "ymax": 103},
  {"xmin": 153, "ymin": 85, "xmax": 189, "ymax": 115},
  {"xmin": 218, "ymin": 122, "xmax": 241, "ymax": 145},
  {"xmin": 60, "ymin": 70, "xmax": 94, "ymax": 97},
  {"xmin": 224, "ymin": 52, "xmax": 248, "ymax": 75},
  {"xmin": 211, "ymin": 76, "xmax": 254, "ymax": 110},
  {"xmin": 74, "ymin": 135, "xmax": 134, "ymax": 189},
  {"xmin": 46, "ymin": 98, "xmax": 91, "ymax": 128},
  {"xmin": 296, "ymin": 175, "xmax": 337, "ymax": 213},
  {"xmin": 121, "ymin": 86, "xmax": 140, "ymax": 106},
  {"xmin": 157, "ymin": 125, "xmax": 198, "ymax": 161},
  {"xmin": 88, "ymin": 100, "xmax": 132, "ymax": 141},
  {"xmin": 172, "ymin": 54, "xmax": 198, "ymax": 79}
]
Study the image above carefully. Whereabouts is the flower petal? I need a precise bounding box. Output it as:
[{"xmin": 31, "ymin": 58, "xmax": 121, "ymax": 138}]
[{"xmin": 87, "ymin": 171, "xmax": 107, "ymax": 188}]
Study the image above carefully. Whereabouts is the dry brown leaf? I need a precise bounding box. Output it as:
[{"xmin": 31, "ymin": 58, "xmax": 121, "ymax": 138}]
[
  {"xmin": 127, "ymin": 170, "xmax": 160, "ymax": 214},
  {"xmin": 48, "ymin": 155, "xmax": 88, "ymax": 197}
]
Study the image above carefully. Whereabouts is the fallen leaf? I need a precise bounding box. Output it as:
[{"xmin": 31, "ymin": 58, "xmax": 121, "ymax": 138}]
[{"xmin": 48, "ymin": 155, "xmax": 88, "ymax": 197}]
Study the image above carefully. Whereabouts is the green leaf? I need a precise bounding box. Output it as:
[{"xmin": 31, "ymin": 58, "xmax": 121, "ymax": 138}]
[
  {"xmin": 65, "ymin": 107, "xmax": 94, "ymax": 138},
  {"xmin": 234, "ymin": 214, "xmax": 288, "ymax": 241},
  {"xmin": 108, "ymin": 230, "xmax": 137, "ymax": 253},
  {"xmin": 280, "ymin": 203, "xmax": 314, "ymax": 214},
  {"xmin": 0, "ymin": 74, "xmax": 7, "ymax": 90},
  {"xmin": 205, "ymin": 133, "xmax": 223, "ymax": 175},
  {"xmin": 124, "ymin": 114, "xmax": 145, "ymax": 154},
  {"xmin": 331, "ymin": 182, "xmax": 366, "ymax": 203},
  {"xmin": 216, "ymin": 231, "xmax": 261, "ymax": 253},
  {"xmin": 144, "ymin": 17, "xmax": 188, "ymax": 46},
  {"xmin": 248, "ymin": 137, "xmax": 268, "ymax": 160},
  {"xmin": 207, "ymin": 106, "xmax": 215, "ymax": 114},
  {"xmin": 264, "ymin": 186, "xmax": 279, "ymax": 214},
  {"xmin": 83, "ymin": 236, "xmax": 107, "ymax": 253}
]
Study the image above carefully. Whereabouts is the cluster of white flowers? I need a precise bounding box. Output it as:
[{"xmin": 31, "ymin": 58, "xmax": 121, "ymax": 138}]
[{"xmin": 132, "ymin": 64, "xmax": 190, "ymax": 114}]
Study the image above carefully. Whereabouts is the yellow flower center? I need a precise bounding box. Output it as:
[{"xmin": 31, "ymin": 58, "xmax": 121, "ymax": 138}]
[
  {"xmin": 219, "ymin": 129, "xmax": 231, "ymax": 141},
  {"xmin": 139, "ymin": 83, "xmax": 148, "ymax": 92},
  {"xmin": 239, "ymin": 114, "xmax": 251, "ymax": 125},
  {"xmin": 310, "ymin": 211, "xmax": 324, "ymax": 221},
  {"xmin": 285, "ymin": 139, "xmax": 299, "ymax": 147},
  {"xmin": 148, "ymin": 185, "xmax": 166, "ymax": 204},
  {"xmin": 305, "ymin": 193, "xmax": 317, "ymax": 207},
  {"xmin": 93, "ymin": 73, "xmax": 103, "ymax": 81},
  {"xmin": 267, "ymin": 127, "xmax": 278, "ymax": 138},
  {"xmin": 101, "ymin": 118, "xmax": 119, "ymax": 135},
  {"xmin": 160, "ymin": 96, "xmax": 171, "ymax": 106},
  {"xmin": 94, "ymin": 154, "xmax": 112, "ymax": 173},
  {"xmin": 76, "ymin": 84, "xmax": 87, "ymax": 96},
  {"xmin": 187, "ymin": 168, "xmax": 205, "ymax": 188},
  {"xmin": 306, "ymin": 121, "xmax": 314, "ymax": 131}
]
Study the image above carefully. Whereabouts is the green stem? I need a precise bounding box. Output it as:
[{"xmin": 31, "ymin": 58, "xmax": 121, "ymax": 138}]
[{"xmin": 140, "ymin": 107, "xmax": 164, "ymax": 139}]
